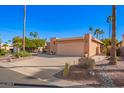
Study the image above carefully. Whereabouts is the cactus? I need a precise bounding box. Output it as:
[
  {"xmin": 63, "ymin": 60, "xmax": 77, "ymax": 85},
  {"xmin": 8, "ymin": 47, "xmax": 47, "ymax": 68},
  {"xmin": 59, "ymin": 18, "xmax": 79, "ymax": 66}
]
[{"xmin": 63, "ymin": 63, "xmax": 70, "ymax": 77}]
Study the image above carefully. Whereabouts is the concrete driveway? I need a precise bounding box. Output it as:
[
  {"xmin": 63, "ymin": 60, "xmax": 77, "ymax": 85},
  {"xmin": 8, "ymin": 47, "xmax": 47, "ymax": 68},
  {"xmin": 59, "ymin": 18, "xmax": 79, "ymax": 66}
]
[
  {"xmin": 0, "ymin": 54, "xmax": 107, "ymax": 87},
  {"xmin": 0, "ymin": 54, "xmax": 84, "ymax": 87},
  {"xmin": 7, "ymin": 54, "xmax": 79, "ymax": 76}
]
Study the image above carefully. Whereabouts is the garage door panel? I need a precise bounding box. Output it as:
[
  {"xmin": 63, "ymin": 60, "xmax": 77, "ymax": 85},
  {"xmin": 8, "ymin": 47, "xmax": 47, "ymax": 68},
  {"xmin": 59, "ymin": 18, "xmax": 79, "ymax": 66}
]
[{"xmin": 56, "ymin": 42, "xmax": 84, "ymax": 56}]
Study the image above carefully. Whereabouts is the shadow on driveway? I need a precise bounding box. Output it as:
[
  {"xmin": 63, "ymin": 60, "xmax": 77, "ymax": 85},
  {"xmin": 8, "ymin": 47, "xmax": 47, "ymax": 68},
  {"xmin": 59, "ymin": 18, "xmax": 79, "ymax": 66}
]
[
  {"xmin": 37, "ymin": 54, "xmax": 80, "ymax": 58},
  {"xmin": 25, "ymin": 68, "xmax": 61, "ymax": 83}
]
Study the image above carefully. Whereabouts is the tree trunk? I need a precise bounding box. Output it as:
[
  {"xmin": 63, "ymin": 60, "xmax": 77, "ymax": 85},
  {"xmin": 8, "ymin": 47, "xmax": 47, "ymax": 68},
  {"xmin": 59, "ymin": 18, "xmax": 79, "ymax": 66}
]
[
  {"xmin": 23, "ymin": 5, "xmax": 26, "ymax": 51},
  {"xmin": 96, "ymin": 34, "xmax": 98, "ymax": 39},
  {"xmin": 109, "ymin": 5, "xmax": 117, "ymax": 65},
  {"xmin": 109, "ymin": 23, "xmax": 111, "ymax": 38}
]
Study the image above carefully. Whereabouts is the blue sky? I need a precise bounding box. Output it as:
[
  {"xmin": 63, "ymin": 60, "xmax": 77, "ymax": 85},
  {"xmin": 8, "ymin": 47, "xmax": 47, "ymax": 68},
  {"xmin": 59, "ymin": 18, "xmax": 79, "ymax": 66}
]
[{"xmin": 0, "ymin": 5, "xmax": 124, "ymax": 43}]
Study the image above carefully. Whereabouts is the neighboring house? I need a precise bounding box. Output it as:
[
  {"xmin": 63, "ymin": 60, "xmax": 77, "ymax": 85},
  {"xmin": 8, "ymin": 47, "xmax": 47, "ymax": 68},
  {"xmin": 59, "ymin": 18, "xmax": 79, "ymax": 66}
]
[
  {"xmin": 0, "ymin": 44, "xmax": 13, "ymax": 51},
  {"xmin": 118, "ymin": 35, "xmax": 124, "ymax": 56},
  {"xmin": 49, "ymin": 34, "xmax": 103, "ymax": 57},
  {"xmin": 43, "ymin": 42, "xmax": 50, "ymax": 53}
]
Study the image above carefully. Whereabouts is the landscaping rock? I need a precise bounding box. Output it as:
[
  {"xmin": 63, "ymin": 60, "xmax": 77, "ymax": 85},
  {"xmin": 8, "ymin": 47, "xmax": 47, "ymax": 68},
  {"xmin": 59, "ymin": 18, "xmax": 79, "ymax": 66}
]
[{"xmin": 97, "ymin": 72, "xmax": 115, "ymax": 87}]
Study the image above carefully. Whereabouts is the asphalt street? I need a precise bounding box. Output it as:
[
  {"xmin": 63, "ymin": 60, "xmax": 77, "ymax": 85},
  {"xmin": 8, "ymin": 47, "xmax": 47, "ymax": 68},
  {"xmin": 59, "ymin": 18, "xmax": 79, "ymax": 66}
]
[{"xmin": 0, "ymin": 66, "xmax": 61, "ymax": 88}]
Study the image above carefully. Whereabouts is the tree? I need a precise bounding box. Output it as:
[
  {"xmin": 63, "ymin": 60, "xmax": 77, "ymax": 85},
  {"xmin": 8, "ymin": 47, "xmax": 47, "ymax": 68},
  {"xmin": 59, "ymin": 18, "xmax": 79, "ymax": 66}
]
[
  {"xmin": 22, "ymin": 5, "xmax": 26, "ymax": 51},
  {"xmin": 102, "ymin": 38, "xmax": 118, "ymax": 46},
  {"xmin": 94, "ymin": 29, "xmax": 104, "ymax": 40},
  {"xmin": 33, "ymin": 39, "xmax": 46, "ymax": 47},
  {"xmin": 13, "ymin": 36, "xmax": 22, "ymax": 48},
  {"xmin": 25, "ymin": 38, "xmax": 46, "ymax": 52},
  {"xmin": 8, "ymin": 40, "xmax": 11, "ymax": 44},
  {"xmin": 89, "ymin": 27, "xmax": 94, "ymax": 36},
  {"xmin": 100, "ymin": 30, "xmax": 105, "ymax": 40},
  {"xmin": 109, "ymin": 5, "xmax": 117, "ymax": 65},
  {"xmin": 34, "ymin": 32, "xmax": 39, "ymax": 39},
  {"xmin": 13, "ymin": 36, "xmax": 46, "ymax": 51},
  {"xmin": 30, "ymin": 32, "xmax": 39, "ymax": 39},
  {"xmin": 94, "ymin": 28, "xmax": 101, "ymax": 39},
  {"xmin": 107, "ymin": 16, "xmax": 112, "ymax": 38},
  {"xmin": 30, "ymin": 32, "xmax": 34, "ymax": 38}
]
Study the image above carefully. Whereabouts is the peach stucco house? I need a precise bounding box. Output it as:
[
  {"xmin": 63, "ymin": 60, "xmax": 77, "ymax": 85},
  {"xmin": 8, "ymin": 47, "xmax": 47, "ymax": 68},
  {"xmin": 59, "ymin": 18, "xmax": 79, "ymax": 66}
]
[{"xmin": 49, "ymin": 34, "xmax": 103, "ymax": 57}]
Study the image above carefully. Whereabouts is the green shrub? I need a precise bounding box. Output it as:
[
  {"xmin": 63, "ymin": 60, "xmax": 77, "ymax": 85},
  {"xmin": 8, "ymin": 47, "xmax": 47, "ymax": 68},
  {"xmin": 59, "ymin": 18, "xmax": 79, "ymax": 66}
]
[
  {"xmin": 103, "ymin": 46, "xmax": 121, "ymax": 56},
  {"xmin": 14, "ymin": 52, "xmax": 20, "ymax": 58},
  {"xmin": 0, "ymin": 49, "xmax": 7, "ymax": 56},
  {"xmin": 103, "ymin": 46, "xmax": 111, "ymax": 56},
  {"xmin": 14, "ymin": 51, "xmax": 31, "ymax": 58},
  {"xmin": 63, "ymin": 63, "xmax": 70, "ymax": 77},
  {"xmin": 78, "ymin": 57, "xmax": 95, "ymax": 69}
]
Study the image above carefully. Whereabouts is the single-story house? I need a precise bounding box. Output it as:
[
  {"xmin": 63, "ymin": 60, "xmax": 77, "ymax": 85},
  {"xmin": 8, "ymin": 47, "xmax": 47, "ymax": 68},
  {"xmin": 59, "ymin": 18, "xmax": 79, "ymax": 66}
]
[
  {"xmin": 49, "ymin": 34, "xmax": 103, "ymax": 57},
  {"xmin": 0, "ymin": 44, "xmax": 13, "ymax": 51}
]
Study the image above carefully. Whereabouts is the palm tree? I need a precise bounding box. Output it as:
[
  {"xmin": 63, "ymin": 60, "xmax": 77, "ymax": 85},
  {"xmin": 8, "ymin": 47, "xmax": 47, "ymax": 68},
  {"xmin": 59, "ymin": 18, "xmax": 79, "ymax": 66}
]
[
  {"xmin": 8, "ymin": 40, "xmax": 11, "ymax": 44},
  {"xmin": 34, "ymin": 32, "xmax": 39, "ymax": 39},
  {"xmin": 109, "ymin": 5, "xmax": 117, "ymax": 65},
  {"xmin": 107, "ymin": 16, "xmax": 112, "ymax": 38},
  {"xmin": 22, "ymin": 5, "xmax": 26, "ymax": 51},
  {"xmin": 30, "ymin": 32, "xmax": 34, "ymax": 38},
  {"xmin": 94, "ymin": 28, "xmax": 101, "ymax": 39},
  {"xmin": 30, "ymin": 32, "xmax": 39, "ymax": 39},
  {"xmin": 100, "ymin": 30, "xmax": 105, "ymax": 40},
  {"xmin": 89, "ymin": 27, "xmax": 94, "ymax": 36}
]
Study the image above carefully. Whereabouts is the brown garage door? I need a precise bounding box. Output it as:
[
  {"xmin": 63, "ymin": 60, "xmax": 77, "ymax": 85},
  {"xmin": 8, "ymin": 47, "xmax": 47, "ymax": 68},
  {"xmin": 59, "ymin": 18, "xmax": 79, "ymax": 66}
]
[{"xmin": 56, "ymin": 41, "xmax": 84, "ymax": 56}]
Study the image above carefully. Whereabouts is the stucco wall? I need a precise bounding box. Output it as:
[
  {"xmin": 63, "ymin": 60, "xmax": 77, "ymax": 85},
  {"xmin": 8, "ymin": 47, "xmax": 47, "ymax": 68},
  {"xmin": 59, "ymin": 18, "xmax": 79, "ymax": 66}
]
[
  {"xmin": 1, "ymin": 46, "xmax": 13, "ymax": 50},
  {"xmin": 90, "ymin": 40, "xmax": 100, "ymax": 56},
  {"xmin": 56, "ymin": 41, "xmax": 84, "ymax": 56},
  {"xmin": 50, "ymin": 38, "xmax": 57, "ymax": 54}
]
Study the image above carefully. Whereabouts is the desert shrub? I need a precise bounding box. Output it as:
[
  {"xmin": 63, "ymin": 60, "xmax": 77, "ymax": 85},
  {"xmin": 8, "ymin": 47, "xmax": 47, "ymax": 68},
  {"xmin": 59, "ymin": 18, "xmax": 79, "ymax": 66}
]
[
  {"xmin": 63, "ymin": 63, "xmax": 70, "ymax": 77},
  {"xmin": 14, "ymin": 51, "xmax": 31, "ymax": 58},
  {"xmin": 78, "ymin": 57, "xmax": 95, "ymax": 69},
  {"xmin": 0, "ymin": 49, "xmax": 7, "ymax": 56},
  {"xmin": 14, "ymin": 52, "xmax": 20, "ymax": 58}
]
